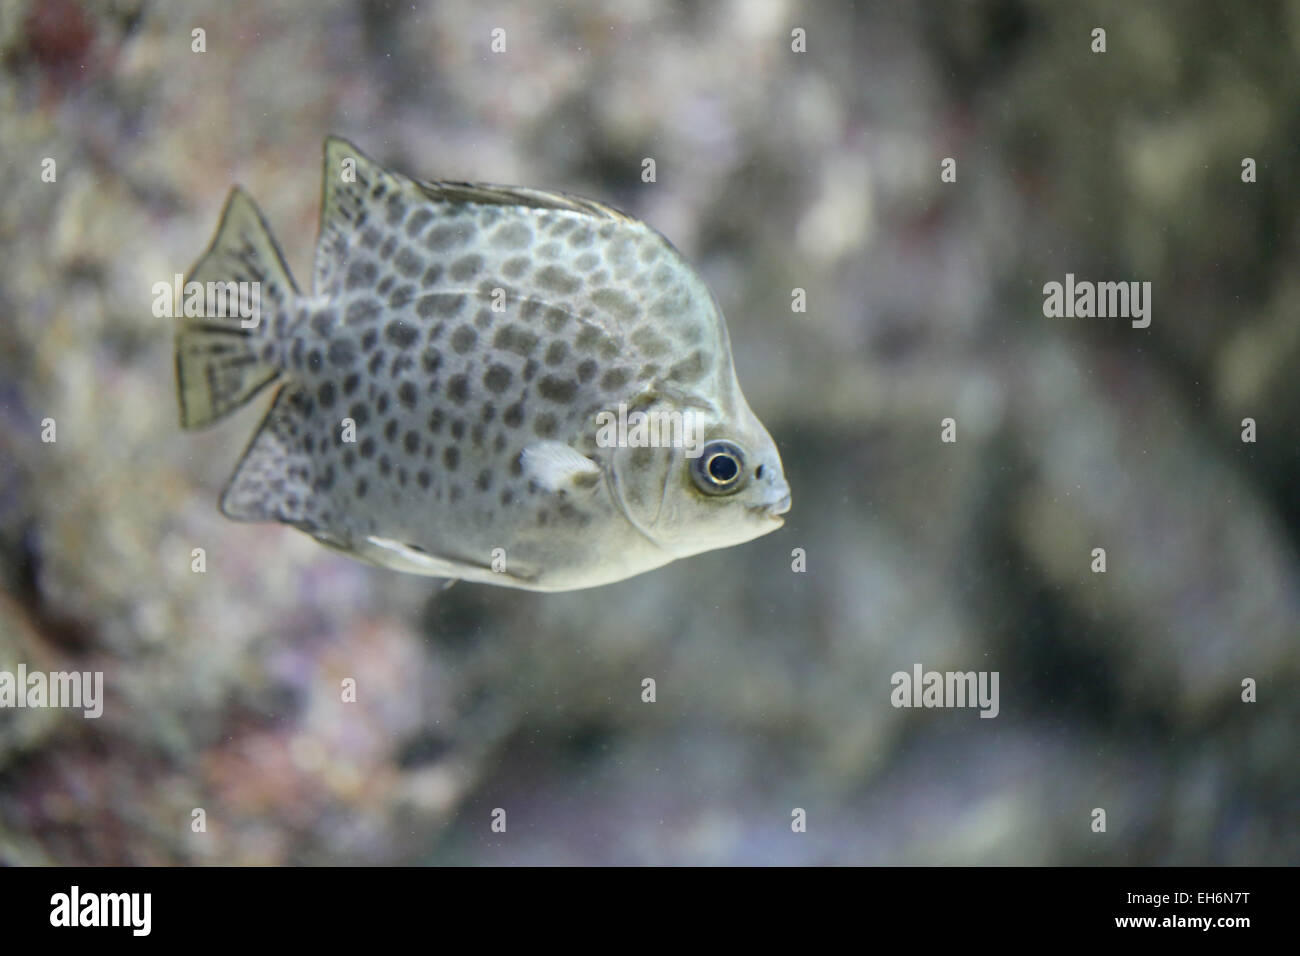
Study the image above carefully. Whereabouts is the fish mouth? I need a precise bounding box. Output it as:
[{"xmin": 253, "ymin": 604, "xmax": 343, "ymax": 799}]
[{"xmin": 754, "ymin": 493, "xmax": 791, "ymax": 521}]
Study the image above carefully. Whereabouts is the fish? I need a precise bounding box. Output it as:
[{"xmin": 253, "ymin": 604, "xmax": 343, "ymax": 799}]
[{"xmin": 174, "ymin": 136, "xmax": 790, "ymax": 591}]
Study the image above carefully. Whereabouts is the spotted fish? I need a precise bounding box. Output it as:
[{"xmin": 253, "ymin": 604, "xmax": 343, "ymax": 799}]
[{"xmin": 175, "ymin": 137, "xmax": 790, "ymax": 591}]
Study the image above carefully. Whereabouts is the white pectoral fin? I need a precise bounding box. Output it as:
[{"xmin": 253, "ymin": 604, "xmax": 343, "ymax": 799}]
[{"xmin": 520, "ymin": 441, "xmax": 602, "ymax": 492}]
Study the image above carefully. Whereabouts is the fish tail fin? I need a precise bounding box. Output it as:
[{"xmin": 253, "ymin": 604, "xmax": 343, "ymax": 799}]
[{"xmin": 175, "ymin": 188, "xmax": 299, "ymax": 429}]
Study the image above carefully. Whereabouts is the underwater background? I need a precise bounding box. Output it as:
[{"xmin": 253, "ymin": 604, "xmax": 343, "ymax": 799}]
[{"xmin": 0, "ymin": 0, "xmax": 1297, "ymax": 864}]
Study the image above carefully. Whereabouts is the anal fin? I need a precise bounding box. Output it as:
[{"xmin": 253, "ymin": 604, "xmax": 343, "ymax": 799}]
[{"xmin": 220, "ymin": 385, "xmax": 317, "ymax": 527}]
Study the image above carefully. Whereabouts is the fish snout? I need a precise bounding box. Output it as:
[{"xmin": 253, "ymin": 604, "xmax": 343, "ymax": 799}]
[{"xmin": 755, "ymin": 462, "xmax": 791, "ymax": 517}]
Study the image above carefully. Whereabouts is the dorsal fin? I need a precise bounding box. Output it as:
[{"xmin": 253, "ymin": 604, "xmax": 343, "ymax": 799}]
[
  {"xmin": 314, "ymin": 137, "xmax": 408, "ymax": 294},
  {"xmin": 411, "ymin": 180, "xmax": 638, "ymax": 224},
  {"xmin": 315, "ymin": 136, "xmax": 644, "ymax": 295}
]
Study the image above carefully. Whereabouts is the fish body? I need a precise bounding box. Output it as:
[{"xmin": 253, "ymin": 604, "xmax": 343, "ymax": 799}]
[{"xmin": 175, "ymin": 137, "xmax": 790, "ymax": 591}]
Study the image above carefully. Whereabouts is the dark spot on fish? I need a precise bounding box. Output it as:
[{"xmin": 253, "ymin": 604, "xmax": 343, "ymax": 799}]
[
  {"xmin": 443, "ymin": 446, "xmax": 459, "ymax": 470},
  {"xmin": 493, "ymin": 325, "xmax": 538, "ymax": 357},
  {"xmin": 391, "ymin": 353, "xmax": 414, "ymax": 376},
  {"xmin": 346, "ymin": 259, "xmax": 378, "ymax": 290},
  {"xmin": 417, "ymin": 469, "xmax": 432, "ymax": 489},
  {"xmin": 447, "ymin": 375, "xmax": 470, "ymax": 405},
  {"xmin": 493, "ymin": 222, "xmax": 533, "ymax": 249},
  {"xmin": 379, "ymin": 455, "xmax": 391, "ymax": 477},
  {"xmin": 384, "ymin": 419, "xmax": 399, "ymax": 442},
  {"xmin": 450, "ymin": 419, "xmax": 466, "ymax": 440},
  {"xmin": 631, "ymin": 327, "xmax": 671, "ymax": 356},
  {"xmin": 310, "ymin": 310, "xmax": 335, "ymax": 336},
  {"xmin": 591, "ymin": 288, "xmax": 639, "ymax": 321},
  {"xmin": 406, "ymin": 208, "xmax": 434, "ymax": 237},
  {"xmin": 394, "ymin": 247, "xmax": 424, "ymax": 278},
  {"xmin": 435, "ymin": 294, "xmax": 466, "ymax": 317},
  {"xmin": 451, "ymin": 325, "xmax": 478, "ymax": 354},
  {"xmin": 368, "ymin": 351, "xmax": 385, "ymax": 376},
  {"xmin": 577, "ymin": 359, "xmax": 598, "ymax": 383},
  {"xmin": 342, "ymin": 372, "xmax": 361, "ymax": 396},
  {"xmin": 348, "ymin": 403, "xmax": 370, "ymax": 426},
  {"xmin": 500, "ymin": 489, "xmax": 514, "ymax": 506},
  {"xmin": 318, "ymin": 382, "xmax": 337, "ymax": 408},
  {"xmin": 474, "ymin": 306, "xmax": 494, "ymax": 330},
  {"xmin": 425, "ymin": 223, "xmax": 472, "ymax": 252},
  {"xmin": 523, "ymin": 359, "xmax": 539, "ymax": 381},
  {"xmin": 360, "ymin": 436, "xmax": 376, "ymax": 458},
  {"xmin": 600, "ymin": 368, "xmax": 630, "ymax": 391},
  {"xmin": 397, "ymin": 381, "xmax": 417, "ymax": 409},
  {"xmin": 356, "ymin": 477, "xmax": 368, "ymax": 497},
  {"xmin": 535, "ymin": 265, "xmax": 580, "ymax": 294},
  {"xmin": 389, "ymin": 284, "xmax": 415, "ymax": 310},
  {"xmin": 476, "ymin": 470, "xmax": 492, "ymax": 492},
  {"xmin": 544, "ymin": 341, "xmax": 568, "ymax": 366},
  {"xmin": 543, "ymin": 307, "xmax": 570, "ymax": 332},
  {"xmin": 450, "ymin": 484, "xmax": 463, "ymax": 503},
  {"xmin": 450, "ymin": 254, "xmax": 484, "ymax": 281},
  {"xmin": 669, "ymin": 350, "xmax": 710, "ymax": 384},
  {"xmin": 377, "ymin": 275, "xmax": 395, "ymax": 296},
  {"xmin": 404, "ymin": 430, "xmax": 420, "ymax": 454},
  {"xmin": 346, "ymin": 298, "xmax": 380, "ymax": 325},
  {"xmin": 568, "ymin": 226, "xmax": 594, "ymax": 248},
  {"xmin": 537, "ymin": 376, "xmax": 577, "ymax": 403},
  {"xmin": 533, "ymin": 413, "xmax": 558, "ymax": 438},
  {"xmin": 385, "ymin": 320, "xmax": 418, "ymax": 348},
  {"xmin": 360, "ymin": 227, "xmax": 382, "ymax": 249},
  {"xmin": 329, "ymin": 340, "xmax": 357, "ymax": 367},
  {"xmin": 502, "ymin": 256, "xmax": 531, "ymax": 279},
  {"xmin": 421, "ymin": 348, "xmax": 442, "ymax": 374},
  {"xmin": 361, "ymin": 328, "xmax": 379, "ymax": 352},
  {"xmin": 307, "ymin": 349, "xmax": 323, "ymax": 373},
  {"xmin": 427, "ymin": 408, "xmax": 445, "ymax": 433},
  {"xmin": 483, "ymin": 364, "xmax": 512, "ymax": 394},
  {"xmin": 503, "ymin": 402, "xmax": 525, "ymax": 428},
  {"xmin": 575, "ymin": 325, "xmax": 604, "ymax": 352},
  {"xmin": 421, "ymin": 264, "xmax": 444, "ymax": 287}
]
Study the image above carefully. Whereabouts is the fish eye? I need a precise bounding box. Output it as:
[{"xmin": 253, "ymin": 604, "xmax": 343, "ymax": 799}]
[{"xmin": 691, "ymin": 440, "xmax": 748, "ymax": 496}]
